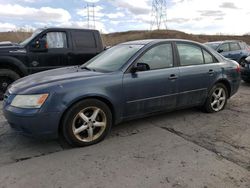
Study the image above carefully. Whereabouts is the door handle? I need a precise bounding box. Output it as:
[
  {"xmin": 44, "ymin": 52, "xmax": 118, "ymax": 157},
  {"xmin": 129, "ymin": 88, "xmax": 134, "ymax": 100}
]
[
  {"xmin": 208, "ymin": 69, "xmax": 214, "ymax": 75},
  {"xmin": 168, "ymin": 74, "xmax": 178, "ymax": 80}
]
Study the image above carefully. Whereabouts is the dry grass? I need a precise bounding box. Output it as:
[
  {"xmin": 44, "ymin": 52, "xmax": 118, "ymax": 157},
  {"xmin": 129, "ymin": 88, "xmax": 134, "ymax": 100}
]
[
  {"xmin": 0, "ymin": 32, "xmax": 31, "ymax": 43},
  {"xmin": 102, "ymin": 30, "xmax": 250, "ymax": 46},
  {"xmin": 1, "ymin": 30, "xmax": 250, "ymax": 46}
]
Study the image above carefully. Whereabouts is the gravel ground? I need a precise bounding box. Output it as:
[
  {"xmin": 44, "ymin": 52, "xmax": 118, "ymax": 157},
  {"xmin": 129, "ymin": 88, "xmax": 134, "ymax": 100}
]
[{"xmin": 0, "ymin": 82, "xmax": 249, "ymax": 187}]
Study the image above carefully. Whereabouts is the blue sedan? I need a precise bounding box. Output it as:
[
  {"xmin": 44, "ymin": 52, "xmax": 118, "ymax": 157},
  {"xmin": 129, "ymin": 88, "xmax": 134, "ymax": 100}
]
[{"xmin": 3, "ymin": 39, "xmax": 241, "ymax": 147}]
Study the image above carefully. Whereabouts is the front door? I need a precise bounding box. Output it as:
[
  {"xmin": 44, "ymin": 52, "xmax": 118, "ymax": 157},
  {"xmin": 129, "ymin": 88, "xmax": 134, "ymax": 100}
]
[
  {"xmin": 229, "ymin": 42, "xmax": 242, "ymax": 61},
  {"xmin": 28, "ymin": 31, "xmax": 70, "ymax": 74},
  {"xmin": 218, "ymin": 43, "xmax": 230, "ymax": 59},
  {"xmin": 123, "ymin": 43, "xmax": 179, "ymax": 118}
]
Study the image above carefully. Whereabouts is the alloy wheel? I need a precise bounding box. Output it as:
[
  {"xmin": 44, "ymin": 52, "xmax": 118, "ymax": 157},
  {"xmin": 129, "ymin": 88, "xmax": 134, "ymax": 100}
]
[
  {"xmin": 72, "ymin": 107, "xmax": 107, "ymax": 142},
  {"xmin": 210, "ymin": 87, "xmax": 226, "ymax": 112}
]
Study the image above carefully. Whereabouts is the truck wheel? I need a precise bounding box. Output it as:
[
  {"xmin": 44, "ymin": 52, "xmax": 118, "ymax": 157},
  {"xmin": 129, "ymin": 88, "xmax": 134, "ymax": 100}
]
[
  {"xmin": 204, "ymin": 83, "xmax": 228, "ymax": 113},
  {"xmin": 62, "ymin": 99, "xmax": 112, "ymax": 147},
  {"xmin": 0, "ymin": 69, "xmax": 20, "ymax": 99}
]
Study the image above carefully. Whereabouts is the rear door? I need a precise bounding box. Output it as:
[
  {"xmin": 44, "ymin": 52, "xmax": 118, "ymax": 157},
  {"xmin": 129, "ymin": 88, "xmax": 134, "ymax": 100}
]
[
  {"xmin": 69, "ymin": 30, "xmax": 99, "ymax": 66},
  {"xmin": 123, "ymin": 43, "xmax": 179, "ymax": 118},
  {"xmin": 176, "ymin": 42, "xmax": 218, "ymax": 107}
]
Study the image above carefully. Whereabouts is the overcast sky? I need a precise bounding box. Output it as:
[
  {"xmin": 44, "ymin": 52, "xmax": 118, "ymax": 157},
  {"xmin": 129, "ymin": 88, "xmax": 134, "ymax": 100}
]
[{"xmin": 0, "ymin": 0, "xmax": 249, "ymax": 35}]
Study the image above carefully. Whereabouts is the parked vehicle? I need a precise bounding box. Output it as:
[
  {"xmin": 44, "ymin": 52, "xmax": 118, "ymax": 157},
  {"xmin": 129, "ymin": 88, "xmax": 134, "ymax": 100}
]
[
  {"xmin": 0, "ymin": 27, "xmax": 104, "ymax": 98},
  {"xmin": 205, "ymin": 40, "xmax": 250, "ymax": 65},
  {"xmin": 3, "ymin": 39, "xmax": 241, "ymax": 147},
  {"xmin": 241, "ymin": 56, "xmax": 250, "ymax": 83}
]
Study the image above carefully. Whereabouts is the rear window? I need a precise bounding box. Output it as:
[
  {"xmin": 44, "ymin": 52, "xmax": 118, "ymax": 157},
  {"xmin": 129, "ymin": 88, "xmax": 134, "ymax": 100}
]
[{"xmin": 72, "ymin": 31, "xmax": 96, "ymax": 49}]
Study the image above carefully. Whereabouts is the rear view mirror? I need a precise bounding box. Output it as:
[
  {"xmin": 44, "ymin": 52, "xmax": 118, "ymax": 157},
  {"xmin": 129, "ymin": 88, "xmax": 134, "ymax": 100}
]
[
  {"xmin": 30, "ymin": 38, "xmax": 48, "ymax": 52},
  {"xmin": 131, "ymin": 63, "xmax": 150, "ymax": 73}
]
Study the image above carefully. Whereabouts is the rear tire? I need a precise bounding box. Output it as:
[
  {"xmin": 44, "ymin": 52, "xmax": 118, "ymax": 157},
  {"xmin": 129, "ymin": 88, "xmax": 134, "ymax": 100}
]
[
  {"xmin": 61, "ymin": 99, "xmax": 112, "ymax": 147},
  {"xmin": 0, "ymin": 69, "xmax": 20, "ymax": 99},
  {"xmin": 204, "ymin": 83, "xmax": 228, "ymax": 113}
]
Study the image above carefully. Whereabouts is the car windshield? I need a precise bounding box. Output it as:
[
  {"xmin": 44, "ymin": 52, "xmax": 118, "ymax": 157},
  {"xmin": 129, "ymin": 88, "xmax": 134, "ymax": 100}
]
[
  {"xmin": 205, "ymin": 42, "xmax": 221, "ymax": 50},
  {"xmin": 82, "ymin": 44, "xmax": 143, "ymax": 72},
  {"xmin": 19, "ymin": 28, "xmax": 44, "ymax": 46}
]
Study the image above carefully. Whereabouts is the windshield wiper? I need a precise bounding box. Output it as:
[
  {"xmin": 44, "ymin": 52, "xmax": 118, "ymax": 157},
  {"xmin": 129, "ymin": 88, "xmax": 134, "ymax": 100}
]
[{"xmin": 81, "ymin": 67, "xmax": 96, "ymax": 72}]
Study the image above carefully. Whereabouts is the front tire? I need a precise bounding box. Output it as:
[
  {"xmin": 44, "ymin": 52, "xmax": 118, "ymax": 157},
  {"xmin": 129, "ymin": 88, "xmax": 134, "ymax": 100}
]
[
  {"xmin": 204, "ymin": 83, "xmax": 228, "ymax": 113},
  {"xmin": 0, "ymin": 69, "xmax": 20, "ymax": 100},
  {"xmin": 62, "ymin": 99, "xmax": 112, "ymax": 147}
]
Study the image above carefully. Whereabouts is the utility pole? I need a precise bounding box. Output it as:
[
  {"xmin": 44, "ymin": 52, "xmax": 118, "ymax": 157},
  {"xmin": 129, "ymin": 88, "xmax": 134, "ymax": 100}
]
[{"xmin": 150, "ymin": 0, "xmax": 168, "ymax": 30}]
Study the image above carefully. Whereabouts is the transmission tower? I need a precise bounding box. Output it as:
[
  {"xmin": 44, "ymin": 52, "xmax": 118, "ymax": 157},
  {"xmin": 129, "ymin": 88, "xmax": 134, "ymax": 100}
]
[
  {"xmin": 85, "ymin": 3, "xmax": 96, "ymax": 29},
  {"xmin": 150, "ymin": 0, "xmax": 168, "ymax": 30}
]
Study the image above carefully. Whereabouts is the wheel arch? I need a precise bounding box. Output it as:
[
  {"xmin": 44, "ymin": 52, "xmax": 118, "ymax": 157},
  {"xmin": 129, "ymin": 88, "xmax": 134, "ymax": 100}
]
[
  {"xmin": 58, "ymin": 95, "xmax": 116, "ymax": 135},
  {"xmin": 214, "ymin": 79, "xmax": 231, "ymax": 98},
  {"xmin": 0, "ymin": 56, "xmax": 28, "ymax": 77}
]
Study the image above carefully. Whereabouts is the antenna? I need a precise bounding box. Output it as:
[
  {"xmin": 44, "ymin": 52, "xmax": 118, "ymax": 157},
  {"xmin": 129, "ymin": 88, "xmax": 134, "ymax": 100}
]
[
  {"xmin": 150, "ymin": 0, "xmax": 168, "ymax": 30},
  {"xmin": 85, "ymin": 3, "xmax": 96, "ymax": 29}
]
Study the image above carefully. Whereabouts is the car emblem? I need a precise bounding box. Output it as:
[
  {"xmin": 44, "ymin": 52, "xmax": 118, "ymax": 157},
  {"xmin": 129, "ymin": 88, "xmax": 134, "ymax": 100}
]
[{"xmin": 31, "ymin": 61, "xmax": 39, "ymax": 67}]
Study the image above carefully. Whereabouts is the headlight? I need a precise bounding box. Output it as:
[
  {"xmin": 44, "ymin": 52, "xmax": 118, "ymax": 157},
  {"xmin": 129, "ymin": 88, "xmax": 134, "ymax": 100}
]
[{"xmin": 11, "ymin": 94, "xmax": 49, "ymax": 109}]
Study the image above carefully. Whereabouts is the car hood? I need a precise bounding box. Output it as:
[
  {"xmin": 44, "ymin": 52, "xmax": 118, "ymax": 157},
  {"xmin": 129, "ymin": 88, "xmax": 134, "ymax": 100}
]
[
  {"xmin": 0, "ymin": 43, "xmax": 26, "ymax": 54},
  {"xmin": 9, "ymin": 66, "xmax": 105, "ymax": 94},
  {"xmin": 0, "ymin": 41, "xmax": 19, "ymax": 47}
]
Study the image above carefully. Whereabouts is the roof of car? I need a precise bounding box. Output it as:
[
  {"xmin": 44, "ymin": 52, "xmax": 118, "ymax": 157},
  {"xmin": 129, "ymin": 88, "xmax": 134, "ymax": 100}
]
[
  {"xmin": 39, "ymin": 27, "xmax": 99, "ymax": 32},
  {"xmin": 121, "ymin": 39, "xmax": 202, "ymax": 45},
  {"xmin": 206, "ymin": 40, "xmax": 244, "ymax": 44}
]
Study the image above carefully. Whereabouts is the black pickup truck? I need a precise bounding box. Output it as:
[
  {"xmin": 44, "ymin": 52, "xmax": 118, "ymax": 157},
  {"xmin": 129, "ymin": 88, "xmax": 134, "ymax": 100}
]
[{"xmin": 0, "ymin": 27, "xmax": 104, "ymax": 97}]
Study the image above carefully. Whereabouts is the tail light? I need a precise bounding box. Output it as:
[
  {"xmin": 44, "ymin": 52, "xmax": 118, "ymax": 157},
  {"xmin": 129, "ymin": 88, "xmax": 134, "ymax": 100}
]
[{"xmin": 236, "ymin": 64, "xmax": 241, "ymax": 73}]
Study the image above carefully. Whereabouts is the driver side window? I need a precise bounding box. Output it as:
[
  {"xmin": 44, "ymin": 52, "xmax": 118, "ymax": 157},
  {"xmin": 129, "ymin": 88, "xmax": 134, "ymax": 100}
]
[
  {"xmin": 136, "ymin": 43, "xmax": 173, "ymax": 71},
  {"xmin": 218, "ymin": 43, "xmax": 229, "ymax": 52},
  {"xmin": 43, "ymin": 32, "xmax": 68, "ymax": 49}
]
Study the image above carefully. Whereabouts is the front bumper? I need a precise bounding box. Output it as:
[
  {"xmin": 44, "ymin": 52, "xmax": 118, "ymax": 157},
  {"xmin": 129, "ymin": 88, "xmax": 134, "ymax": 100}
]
[{"xmin": 3, "ymin": 102, "xmax": 61, "ymax": 139}]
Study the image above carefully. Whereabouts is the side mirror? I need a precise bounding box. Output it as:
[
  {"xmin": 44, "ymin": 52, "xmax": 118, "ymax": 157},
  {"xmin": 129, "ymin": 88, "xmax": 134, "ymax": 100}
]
[
  {"xmin": 131, "ymin": 63, "xmax": 150, "ymax": 73},
  {"xmin": 30, "ymin": 38, "xmax": 48, "ymax": 52},
  {"xmin": 217, "ymin": 49, "xmax": 223, "ymax": 53}
]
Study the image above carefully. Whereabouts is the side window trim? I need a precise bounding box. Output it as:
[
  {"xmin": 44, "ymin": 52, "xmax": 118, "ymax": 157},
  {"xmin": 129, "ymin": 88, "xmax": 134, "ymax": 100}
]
[{"xmin": 125, "ymin": 42, "xmax": 176, "ymax": 73}]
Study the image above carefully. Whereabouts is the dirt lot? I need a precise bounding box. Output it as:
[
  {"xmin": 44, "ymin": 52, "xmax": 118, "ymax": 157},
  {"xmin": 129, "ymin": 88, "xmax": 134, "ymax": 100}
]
[{"xmin": 0, "ymin": 82, "xmax": 250, "ymax": 187}]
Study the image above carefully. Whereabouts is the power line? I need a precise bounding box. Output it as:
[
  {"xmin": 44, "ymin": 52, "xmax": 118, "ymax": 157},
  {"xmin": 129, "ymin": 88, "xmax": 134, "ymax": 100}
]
[
  {"xmin": 85, "ymin": 3, "xmax": 96, "ymax": 29},
  {"xmin": 150, "ymin": 0, "xmax": 168, "ymax": 30}
]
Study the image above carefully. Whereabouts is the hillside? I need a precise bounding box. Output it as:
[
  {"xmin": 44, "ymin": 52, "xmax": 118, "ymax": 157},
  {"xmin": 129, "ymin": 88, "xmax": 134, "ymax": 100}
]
[
  {"xmin": 1, "ymin": 30, "xmax": 250, "ymax": 46},
  {"xmin": 102, "ymin": 30, "xmax": 250, "ymax": 46}
]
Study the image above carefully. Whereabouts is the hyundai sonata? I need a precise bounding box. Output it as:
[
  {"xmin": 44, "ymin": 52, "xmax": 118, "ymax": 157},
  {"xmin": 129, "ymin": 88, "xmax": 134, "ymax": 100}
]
[{"xmin": 3, "ymin": 39, "xmax": 241, "ymax": 147}]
